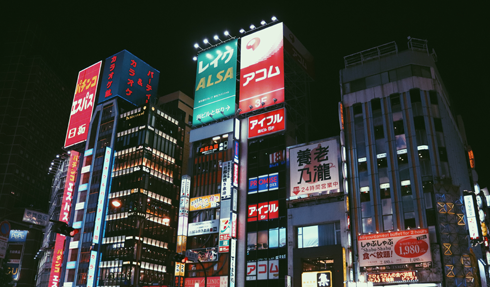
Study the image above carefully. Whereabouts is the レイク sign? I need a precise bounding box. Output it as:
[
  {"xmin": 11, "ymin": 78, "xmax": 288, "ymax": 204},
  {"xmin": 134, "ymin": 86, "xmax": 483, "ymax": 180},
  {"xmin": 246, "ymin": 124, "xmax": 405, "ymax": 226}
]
[
  {"xmin": 65, "ymin": 62, "xmax": 101, "ymax": 148},
  {"xmin": 248, "ymin": 108, "xmax": 285, "ymax": 138},
  {"xmin": 358, "ymin": 229, "xmax": 432, "ymax": 267}
]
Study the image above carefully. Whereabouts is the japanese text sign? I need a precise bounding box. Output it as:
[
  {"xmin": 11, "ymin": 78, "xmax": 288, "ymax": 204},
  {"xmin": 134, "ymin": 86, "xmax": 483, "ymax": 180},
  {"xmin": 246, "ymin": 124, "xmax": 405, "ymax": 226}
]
[
  {"xmin": 219, "ymin": 218, "xmax": 231, "ymax": 253},
  {"xmin": 65, "ymin": 62, "xmax": 101, "ymax": 148},
  {"xmin": 289, "ymin": 139, "xmax": 340, "ymax": 197},
  {"xmin": 248, "ymin": 201, "xmax": 279, "ymax": 222},
  {"xmin": 99, "ymin": 50, "xmax": 160, "ymax": 106},
  {"xmin": 188, "ymin": 220, "xmax": 219, "ymax": 236},
  {"xmin": 358, "ymin": 229, "xmax": 432, "ymax": 267},
  {"xmin": 193, "ymin": 39, "xmax": 238, "ymax": 126},
  {"xmin": 189, "ymin": 194, "xmax": 220, "ymax": 211},
  {"xmin": 48, "ymin": 234, "xmax": 66, "ymax": 287},
  {"xmin": 239, "ymin": 23, "xmax": 284, "ymax": 114},
  {"xmin": 93, "ymin": 147, "xmax": 112, "ymax": 244},
  {"xmin": 86, "ymin": 251, "xmax": 98, "ymax": 287},
  {"xmin": 247, "ymin": 260, "xmax": 279, "ymax": 281},
  {"xmin": 248, "ymin": 108, "xmax": 285, "ymax": 138},
  {"xmin": 301, "ymin": 271, "xmax": 332, "ymax": 287},
  {"xmin": 221, "ymin": 161, "xmax": 232, "ymax": 200},
  {"xmin": 368, "ymin": 271, "xmax": 419, "ymax": 284}
]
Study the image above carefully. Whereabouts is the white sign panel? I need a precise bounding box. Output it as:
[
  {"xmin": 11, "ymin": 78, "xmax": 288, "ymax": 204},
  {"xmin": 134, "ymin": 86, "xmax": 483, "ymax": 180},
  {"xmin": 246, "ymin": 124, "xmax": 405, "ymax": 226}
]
[
  {"xmin": 93, "ymin": 147, "xmax": 112, "ymax": 244},
  {"xmin": 221, "ymin": 161, "xmax": 232, "ymax": 200},
  {"xmin": 289, "ymin": 139, "xmax": 340, "ymax": 197},
  {"xmin": 257, "ymin": 260, "xmax": 268, "ymax": 280},
  {"xmin": 188, "ymin": 220, "xmax": 219, "ymax": 236},
  {"xmin": 358, "ymin": 229, "xmax": 432, "ymax": 267},
  {"xmin": 246, "ymin": 262, "xmax": 257, "ymax": 281},
  {"xmin": 86, "ymin": 251, "xmax": 97, "ymax": 287}
]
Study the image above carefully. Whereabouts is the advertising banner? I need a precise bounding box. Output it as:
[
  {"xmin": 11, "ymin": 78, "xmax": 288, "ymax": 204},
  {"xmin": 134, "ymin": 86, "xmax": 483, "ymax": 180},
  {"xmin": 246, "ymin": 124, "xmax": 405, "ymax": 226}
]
[
  {"xmin": 48, "ymin": 151, "xmax": 80, "ymax": 287},
  {"xmin": 8, "ymin": 230, "xmax": 27, "ymax": 243},
  {"xmin": 219, "ymin": 218, "xmax": 231, "ymax": 253},
  {"xmin": 249, "ymin": 177, "xmax": 258, "ymax": 193},
  {"xmin": 464, "ymin": 194, "xmax": 479, "ymax": 240},
  {"xmin": 99, "ymin": 50, "xmax": 160, "ymax": 106},
  {"xmin": 368, "ymin": 271, "xmax": 419, "ymax": 285},
  {"xmin": 184, "ymin": 276, "xmax": 227, "ymax": 287},
  {"xmin": 86, "ymin": 251, "xmax": 97, "ymax": 287},
  {"xmin": 358, "ymin": 229, "xmax": 432, "ymax": 267},
  {"xmin": 230, "ymin": 239, "xmax": 236, "ymax": 287},
  {"xmin": 64, "ymin": 62, "xmax": 102, "ymax": 148},
  {"xmin": 248, "ymin": 108, "xmax": 285, "ymax": 138},
  {"xmin": 93, "ymin": 147, "xmax": 112, "ymax": 244},
  {"xmin": 302, "ymin": 271, "xmax": 332, "ymax": 287},
  {"xmin": 7, "ymin": 263, "xmax": 20, "ymax": 281},
  {"xmin": 186, "ymin": 247, "xmax": 218, "ymax": 263},
  {"xmin": 190, "ymin": 194, "xmax": 220, "ymax": 211},
  {"xmin": 239, "ymin": 24, "xmax": 284, "ymax": 114},
  {"xmin": 248, "ymin": 201, "xmax": 279, "ymax": 221},
  {"xmin": 188, "ymin": 220, "xmax": 219, "ymax": 236},
  {"xmin": 193, "ymin": 39, "xmax": 238, "ymax": 126},
  {"xmin": 22, "ymin": 209, "xmax": 49, "ymax": 227},
  {"xmin": 289, "ymin": 139, "xmax": 340, "ymax": 197}
]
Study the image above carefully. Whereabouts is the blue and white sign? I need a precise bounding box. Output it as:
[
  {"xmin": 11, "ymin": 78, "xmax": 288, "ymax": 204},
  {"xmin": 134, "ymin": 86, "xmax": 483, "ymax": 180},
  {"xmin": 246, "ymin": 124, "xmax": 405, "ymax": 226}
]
[
  {"xmin": 8, "ymin": 230, "xmax": 28, "ymax": 243},
  {"xmin": 93, "ymin": 147, "xmax": 112, "ymax": 244},
  {"xmin": 258, "ymin": 175, "xmax": 269, "ymax": 192},
  {"xmin": 269, "ymin": 173, "xmax": 279, "ymax": 190},
  {"xmin": 86, "ymin": 251, "xmax": 98, "ymax": 287},
  {"xmin": 248, "ymin": 177, "xmax": 258, "ymax": 194}
]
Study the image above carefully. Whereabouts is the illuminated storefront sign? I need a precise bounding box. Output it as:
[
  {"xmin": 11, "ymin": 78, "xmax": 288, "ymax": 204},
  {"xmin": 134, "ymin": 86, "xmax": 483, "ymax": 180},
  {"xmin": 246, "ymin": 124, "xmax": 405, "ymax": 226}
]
[
  {"xmin": 48, "ymin": 151, "xmax": 80, "ymax": 287},
  {"xmin": 246, "ymin": 260, "xmax": 279, "ymax": 281},
  {"xmin": 99, "ymin": 50, "xmax": 160, "ymax": 106},
  {"xmin": 249, "ymin": 173, "xmax": 279, "ymax": 194},
  {"xmin": 221, "ymin": 161, "xmax": 232, "ymax": 200},
  {"xmin": 249, "ymin": 177, "xmax": 258, "ymax": 193},
  {"xmin": 177, "ymin": 176, "xmax": 190, "ymax": 253},
  {"xmin": 464, "ymin": 194, "xmax": 479, "ymax": 240},
  {"xmin": 358, "ymin": 229, "xmax": 432, "ymax": 267},
  {"xmin": 248, "ymin": 201, "xmax": 279, "ymax": 222},
  {"xmin": 233, "ymin": 163, "xmax": 239, "ymax": 187},
  {"xmin": 230, "ymin": 239, "xmax": 236, "ymax": 287},
  {"xmin": 8, "ymin": 230, "xmax": 27, "ymax": 243},
  {"xmin": 248, "ymin": 108, "xmax": 285, "ymax": 138},
  {"xmin": 219, "ymin": 218, "xmax": 231, "ymax": 253},
  {"xmin": 86, "ymin": 251, "xmax": 97, "ymax": 287},
  {"xmin": 184, "ymin": 276, "xmax": 228, "ymax": 287},
  {"xmin": 368, "ymin": 271, "xmax": 418, "ymax": 284},
  {"xmin": 22, "ymin": 209, "xmax": 49, "ymax": 227},
  {"xmin": 239, "ymin": 24, "xmax": 284, "ymax": 114},
  {"xmin": 193, "ymin": 39, "xmax": 238, "ymax": 126},
  {"xmin": 234, "ymin": 140, "xmax": 239, "ymax": 163},
  {"xmin": 289, "ymin": 139, "xmax": 340, "ymax": 197},
  {"xmin": 188, "ymin": 220, "xmax": 219, "ymax": 236},
  {"xmin": 65, "ymin": 62, "xmax": 102, "ymax": 148},
  {"xmin": 301, "ymin": 270, "xmax": 332, "ymax": 287},
  {"xmin": 269, "ymin": 150, "xmax": 285, "ymax": 168},
  {"xmin": 189, "ymin": 194, "xmax": 220, "ymax": 211},
  {"xmin": 93, "ymin": 147, "xmax": 112, "ymax": 244}
]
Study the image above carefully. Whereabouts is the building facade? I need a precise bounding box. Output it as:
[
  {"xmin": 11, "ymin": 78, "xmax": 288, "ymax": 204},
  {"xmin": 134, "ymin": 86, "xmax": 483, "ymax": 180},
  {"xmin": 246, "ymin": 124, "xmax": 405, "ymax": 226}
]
[{"xmin": 340, "ymin": 39, "xmax": 477, "ymax": 286}]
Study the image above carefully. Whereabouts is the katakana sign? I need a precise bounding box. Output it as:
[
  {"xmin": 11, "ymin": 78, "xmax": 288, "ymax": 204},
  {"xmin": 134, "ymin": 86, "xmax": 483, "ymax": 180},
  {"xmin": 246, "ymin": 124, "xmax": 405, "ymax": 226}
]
[
  {"xmin": 193, "ymin": 39, "xmax": 238, "ymax": 126},
  {"xmin": 239, "ymin": 23, "xmax": 284, "ymax": 114},
  {"xmin": 99, "ymin": 50, "xmax": 160, "ymax": 106},
  {"xmin": 289, "ymin": 139, "xmax": 340, "ymax": 197},
  {"xmin": 248, "ymin": 108, "xmax": 285, "ymax": 138},
  {"xmin": 358, "ymin": 229, "xmax": 431, "ymax": 267},
  {"xmin": 65, "ymin": 62, "xmax": 101, "ymax": 148}
]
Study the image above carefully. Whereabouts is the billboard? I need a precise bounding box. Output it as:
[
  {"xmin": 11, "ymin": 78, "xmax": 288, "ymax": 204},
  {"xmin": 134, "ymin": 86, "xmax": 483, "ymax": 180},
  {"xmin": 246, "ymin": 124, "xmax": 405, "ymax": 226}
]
[
  {"xmin": 190, "ymin": 194, "xmax": 220, "ymax": 211},
  {"xmin": 64, "ymin": 62, "xmax": 102, "ymax": 148},
  {"xmin": 248, "ymin": 108, "xmax": 285, "ymax": 138},
  {"xmin": 99, "ymin": 50, "xmax": 160, "ymax": 106},
  {"xmin": 289, "ymin": 139, "xmax": 340, "ymax": 197},
  {"xmin": 22, "ymin": 209, "xmax": 49, "ymax": 227},
  {"xmin": 193, "ymin": 39, "xmax": 238, "ymax": 126},
  {"xmin": 239, "ymin": 24, "xmax": 284, "ymax": 114},
  {"xmin": 358, "ymin": 229, "xmax": 431, "ymax": 267},
  {"xmin": 48, "ymin": 151, "xmax": 80, "ymax": 287}
]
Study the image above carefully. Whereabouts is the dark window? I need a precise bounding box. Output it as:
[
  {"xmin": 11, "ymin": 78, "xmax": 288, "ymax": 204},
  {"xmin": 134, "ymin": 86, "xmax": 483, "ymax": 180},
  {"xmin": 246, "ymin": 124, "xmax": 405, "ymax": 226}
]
[
  {"xmin": 429, "ymin": 91, "xmax": 438, "ymax": 104},
  {"xmin": 377, "ymin": 157, "xmax": 388, "ymax": 168},
  {"xmin": 353, "ymin": 104, "xmax": 363, "ymax": 115},
  {"xmin": 360, "ymin": 190, "xmax": 370, "ymax": 202},
  {"xmin": 433, "ymin": 118, "xmax": 443, "ymax": 132},
  {"xmin": 410, "ymin": 89, "xmax": 421, "ymax": 103},
  {"xmin": 414, "ymin": 116, "xmax": 426, "ymax": 130},
  {"xmin": 358, "ymin": 161, "xmax": 368, "ymax": 172},
  {"xmin": 390, "ymin": 94, "xmax": 400, "ymax": 107},
  {"xmin": 371, "ymin": 99, "xmax": 381, "ymax": 111},
  {"xmin": 350, "ymin": 78, "xmax": 366, "ymax": 92},
  {"xmin": 393, "ymin": 120, "xmax": 404, "ymax": 135},
  {"xmin": 374, "ymin": 125, "xmax": 384, "ymax": 139},
  {"xmin": 397, "ymin": 66, "xmax": 412, "ymax": 79},
  {"xmin": 365, "ymin": 74, "xmax": 381, "ymax": 88},
  {"xmin": 439, "ymin": 147, "xmax": 448, "ymax": 162}
]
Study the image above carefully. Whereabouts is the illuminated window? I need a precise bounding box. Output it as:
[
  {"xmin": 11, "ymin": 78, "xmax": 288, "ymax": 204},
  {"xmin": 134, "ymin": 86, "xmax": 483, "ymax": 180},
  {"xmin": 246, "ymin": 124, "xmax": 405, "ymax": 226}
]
[{"xmin": 297, "ymin": 222, "xmax": 341, "ymax": 248}]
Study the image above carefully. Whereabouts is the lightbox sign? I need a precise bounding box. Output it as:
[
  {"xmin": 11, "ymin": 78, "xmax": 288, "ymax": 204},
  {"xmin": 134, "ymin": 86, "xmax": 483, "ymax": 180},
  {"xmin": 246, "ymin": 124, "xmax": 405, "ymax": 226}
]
[
  {"xmin": 8, "ymin": 230, "xmax": 27, "ymax": 243},
  {"xmin": 64, "ymin": 62, "xmax": 102, "ymax": 148},
  {"xmin": 190, "ymin": 194, "xmax": 220, "ymax": 211},
  {"xmin": 248, "ymin": 201, "xmax": 279, "ymax": 222},
  {"xmin": 358, "ymin": 229, "xmax": 431, "ymax": 267},
  {"xmin": 48, "ymin": 151, "xmax": 80, "ymax": 287},
  {"xmin": 249, "ymin": 173, "xmax": 279, "ymax": 194},
  {"xmin": 248, "ymin": 108, "xmax": 285, "ymax": 138},
  {"xmin": 246, "ymin": 260, "xmax": 279, "ymax": 281},
  {"xmin": 22, "ymin": 209, "xmax": 49, "ymax": 227},
  {"xmin": 188, "ymin": 220, "xmax": 219, "ymax": 236},
  {"xmin": 368, "ymin": 271, "xmax": 418, "ymax": 285},
  {"xmin": 289, "ymin": 139, "xmax": 340, "ymax": 197},
  {"xmin": 99, "ymin": 50, "xmax": 160, "ymax": 106},
  {"xmin": 301, "ymin": 270, "xmax": 332, "ymax": 287},
  {"xmin": 221, "ymin": 161, "xmax": 233, "ymax": 200},
  {"xmin": 193, "ymin": 39, "xmax": 238, "ymax": 126},
  {"xmin": 219, "ymin": 218, "xmax": 231, "ymax": 253},
  {"xmin": 93, "ymin": 147, "xmax": 112, "ymax": 244},
  {"xmin": 7, "ymin": 263, "xmax": 20, "ymax": 281},
  {"xmin": 464, "ymin": 194, "xmax": 479, "ymax": 240},
  {"xmin": 86, "ymin": 251, "xmax": 97, "ymax": 287},
  {"xmin": 239, "ymin": 24, "xmax": 284, "ymax": 114}
]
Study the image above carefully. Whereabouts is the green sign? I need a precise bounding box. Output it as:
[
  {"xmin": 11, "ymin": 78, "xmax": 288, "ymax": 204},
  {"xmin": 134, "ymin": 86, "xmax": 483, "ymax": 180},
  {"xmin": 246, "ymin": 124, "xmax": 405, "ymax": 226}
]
[{"xmin": 193, "ymin": 39, "xmax": 238, "ymax": 126}]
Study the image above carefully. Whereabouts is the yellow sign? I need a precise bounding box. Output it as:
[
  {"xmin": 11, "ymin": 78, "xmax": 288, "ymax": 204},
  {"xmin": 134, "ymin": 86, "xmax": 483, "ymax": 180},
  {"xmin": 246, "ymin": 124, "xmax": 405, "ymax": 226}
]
[{"xmin": 189, "ymin": 194, "xmax": 220, "ymax": 211}]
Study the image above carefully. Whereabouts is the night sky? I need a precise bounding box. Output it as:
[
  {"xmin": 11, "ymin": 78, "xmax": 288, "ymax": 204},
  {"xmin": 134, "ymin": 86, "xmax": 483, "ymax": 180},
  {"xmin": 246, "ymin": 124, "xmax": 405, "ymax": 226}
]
[{"xmin": 6, "ymin": 2, "xmax": 489, "ymax": 187}]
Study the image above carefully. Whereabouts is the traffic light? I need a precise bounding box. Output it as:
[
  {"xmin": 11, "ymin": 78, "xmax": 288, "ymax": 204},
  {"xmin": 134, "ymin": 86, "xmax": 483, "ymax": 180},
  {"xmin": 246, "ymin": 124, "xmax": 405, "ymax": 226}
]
[
  {"xmin": 50, "ymin": 220, "xmax": 79, "ymax": 237},
  {"xmin": 173, "ymin": 253, "xmax": 187, "ymax": 262}
]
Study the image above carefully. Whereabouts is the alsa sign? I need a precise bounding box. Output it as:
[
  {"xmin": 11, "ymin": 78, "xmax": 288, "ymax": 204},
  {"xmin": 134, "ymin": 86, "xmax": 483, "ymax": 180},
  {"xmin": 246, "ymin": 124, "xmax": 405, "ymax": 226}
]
[
  {"xmin": 64, "ymin": 62, "xmax": 102, "ymax": 148},
  {"xmin": 248, "ymin": 108, "xmax": 285, "ymax": 138}
]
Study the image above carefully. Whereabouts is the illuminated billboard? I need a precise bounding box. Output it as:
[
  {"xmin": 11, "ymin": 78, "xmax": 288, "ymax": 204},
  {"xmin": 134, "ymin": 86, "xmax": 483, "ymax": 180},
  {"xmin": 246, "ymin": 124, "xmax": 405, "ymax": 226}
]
[
  {"xmin": 93, "ymin": 147, "xmax": 112, "ymax": 244},
  {"xmin": 48, "ymin": 151, "xmax": 80, "ymax": 287},
  {"xmin": 239, "ymin": 24, "xmax": 284, "ymax": 114},
  {"xmin": 358, "ymin": 229, "xmax": 431, "ymax": 267},
  {"xmin": 289, "ymin": 139, "xmax": 340, "ymax": 197},
  {"xmin": 193, "ymin": 39, "xmax": 238, "ymax": 126},
  {"xmin": 99, "ymin": 50, "xmax": 160, "ymax": 106},
  {"xmin": 189, "ymin": 194, "xmax": 220, "ymax": 211},
  {"xmin": 64, "ymin": 62, "xmax": 102, "ymax": 148},
  {"xmin": 248, "ymin": 108, "xmax": 285, "ymax": 138}
]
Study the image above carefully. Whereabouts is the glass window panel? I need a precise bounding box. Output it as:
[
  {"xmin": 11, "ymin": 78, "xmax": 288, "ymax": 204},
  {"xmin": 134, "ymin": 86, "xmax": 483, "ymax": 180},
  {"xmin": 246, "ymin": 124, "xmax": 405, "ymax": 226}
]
[
  {"xmin": 302, "ymin": 225, "xmax": 319, "ymax": 248},
  {"xmin": 318, "ymin": 223, "xmax": 335, "ymax": 246},
  {"xmin": 382, "ymin": 198, "xmax": 392, "ymax": 215},
  {"xmin": 279, "ymin": 228, "xmax": 286, "ymax": 248},
  {"xmin": 395, "ymin": 135, "xmax": 407, "ymax": 150},
  {"xmin": 402, "ymin": 195, "xmax": 414, "ymax": 212},
  {"xmin": 383, "ymin": 215, "xmax": 393, "ymax": 231},
  {"xmin": 361, "ymin": 201, "xmax": 372, "ymax": 218},
  {"xmin": 362, "ymin": 218, "xmax": 374, "ymax": 234},
  {"xmin": 397, "ymin": 66, "xmax": 412, "ymax": 79},
  {"xmin": 257, "ymin": 230, "xmax": 268, "ymax": 249},
  {"xmin": 269, "ymin": 228, "xmax": 278, "ymax": 249}
]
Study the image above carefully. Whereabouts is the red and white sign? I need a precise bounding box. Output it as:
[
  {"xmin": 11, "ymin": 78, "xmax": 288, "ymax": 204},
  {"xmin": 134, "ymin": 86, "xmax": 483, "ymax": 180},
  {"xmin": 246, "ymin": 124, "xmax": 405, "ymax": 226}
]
[
  {"xmin": 184, "ymin": 276, "xmax": 228, "ymax": 287},
  {"xmin": 233, "ymin": 163, "xmax": 239, "ymax": 187},
  {"xmin": 248, "ymin": 108, "xmax": 285, "ymax": 138},
  {"xmin": 64, "ymin": 62, "xmax": 102, "ymax": 148},
  {"xmin": 269, "ymin": 259, "xmax": 279, "ymax": 279},
  {"xmin": 249, "ymin": 201, "xmax": 279, "ymax": 221},
  {"xmin": 358, "ymin": 229, "xmax": 431, "ymax": 267},
  {"xmin": 239, "ymin": 24, "xmax": 284, "ymax": 114},
  {"xmin": 248, "ymin": 204, "xmax": 258, "ymax": 222},
  {"xmin": 257, "ymin": 260, "xmax": 268, "ymax": 280},
  {"xmin": 48, "ymin": 151, "xmax": 80, "ymax": 287},
  {"xmin": 246, "ymin": 262, "xmax": 257, "ymax": 280},
  {"xmin": 231, "ymin": 212, "xmax": 237, "ymax": 238}
]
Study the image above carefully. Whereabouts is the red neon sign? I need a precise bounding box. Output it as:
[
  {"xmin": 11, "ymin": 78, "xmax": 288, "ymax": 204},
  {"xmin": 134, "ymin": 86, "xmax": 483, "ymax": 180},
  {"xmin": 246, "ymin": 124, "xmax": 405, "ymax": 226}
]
[{"xmin": 248, "ymin": 108, "xmax": 285, "ymax": 139}]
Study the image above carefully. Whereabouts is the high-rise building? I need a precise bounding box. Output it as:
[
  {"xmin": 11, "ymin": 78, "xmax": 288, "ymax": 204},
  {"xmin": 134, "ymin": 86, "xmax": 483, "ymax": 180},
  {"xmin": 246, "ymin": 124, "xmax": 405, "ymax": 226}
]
[
  {"xmin": 340, "ymin": 39, "xmax": 477, "ymax": 286},
  {"xmin": 45, "ymin": 50, "xmax": 191, "ymax": 287}
]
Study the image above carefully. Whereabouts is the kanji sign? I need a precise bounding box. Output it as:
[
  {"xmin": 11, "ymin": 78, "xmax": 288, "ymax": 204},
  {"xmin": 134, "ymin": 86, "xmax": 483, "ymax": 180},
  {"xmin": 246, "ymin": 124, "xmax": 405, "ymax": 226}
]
[
  {"xmin": 302, "ymin": 271, "xmax": 332, "ymax": 287},
  {"xmin": 239, "ymin": 24, "xmax": 284, "ymax": 114},
  {"xmin": 289, "ymin": 139, "xmax": 340, "ymax": 197},
  {"xmin": 189, "ymin": 194, "xmax": 220, "ymax": 211},
  {"xmin": 368, "ymin": 271, "xmax": 419, "ymax": 284},
  {"xmin": 193, "ymin": 39, "xmax": 238, "ymax": 126},
  {"xmin": 358, "ymin": 229, "xmax": 432, "ymax": 267},
  {"xmin": 99, "ymin": 50, "xmax": 160, "ymax": 106},
  {"xmin": 188, "ymin": 220, "xmax": 219, "ymax": 236},
  {"xmin": 64, "ymin": 62, "xmax": 101, "ymax": 148},
  {"xmin": 248, "ymin": 108, "xmax": 285, "ymax": 138}
]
